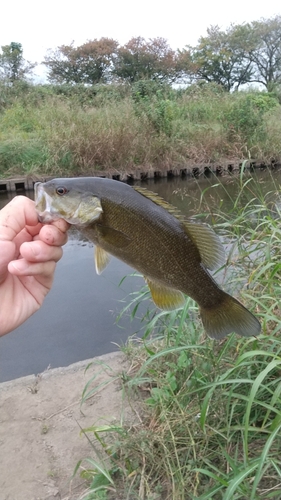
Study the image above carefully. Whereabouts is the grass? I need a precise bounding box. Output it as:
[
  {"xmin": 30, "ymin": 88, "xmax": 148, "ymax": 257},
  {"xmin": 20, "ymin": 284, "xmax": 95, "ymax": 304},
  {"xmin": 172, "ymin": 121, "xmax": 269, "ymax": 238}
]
[
  {"xmin": 0, "ymin": 82, "xmax": 281, "ymax": 176},
  {"xmin": 73, "ymin": 170, "xmax": 281, "ymax": 499}
]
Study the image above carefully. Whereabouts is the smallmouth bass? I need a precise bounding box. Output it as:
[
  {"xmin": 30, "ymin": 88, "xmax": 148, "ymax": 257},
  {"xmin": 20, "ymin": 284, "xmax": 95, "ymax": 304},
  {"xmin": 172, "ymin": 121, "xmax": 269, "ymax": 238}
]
[{"xmin": 35, "ymin": 177, "xmax": 261, "ymax": 339}]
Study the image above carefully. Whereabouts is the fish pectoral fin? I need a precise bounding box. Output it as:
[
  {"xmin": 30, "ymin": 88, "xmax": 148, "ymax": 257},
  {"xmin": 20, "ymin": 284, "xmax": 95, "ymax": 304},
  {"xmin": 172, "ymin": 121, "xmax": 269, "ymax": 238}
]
[
  {"xmin": 183, "ymin": 221, "xmax": 225, "ymax": 271},
  {"xmin": 145, "ymin": 278, "xmax": 186, "ymax": 310},
  {"xmin": 97, "ymin": 225, "xmax": 131, "ymax": 248},
  {"xmin": 95, "ymin": 246, "xmax": 111, "ymax": 275}
]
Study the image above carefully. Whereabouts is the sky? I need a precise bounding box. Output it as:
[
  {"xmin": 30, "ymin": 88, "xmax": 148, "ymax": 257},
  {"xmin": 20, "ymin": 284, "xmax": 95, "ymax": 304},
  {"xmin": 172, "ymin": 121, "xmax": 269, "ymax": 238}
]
[{"xmin": 1, "ymin": 0, "xmax": 281, "ymax": 81}]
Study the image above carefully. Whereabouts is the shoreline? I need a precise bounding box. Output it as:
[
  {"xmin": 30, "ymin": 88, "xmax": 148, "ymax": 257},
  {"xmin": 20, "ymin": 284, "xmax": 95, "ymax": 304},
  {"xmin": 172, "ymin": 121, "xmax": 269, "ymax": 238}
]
[
  {"xmin": 0, "ymin": 351, "xmax": 122, "ymax": 389},
  {"xmin": 0, "ymin": 159, "xmax": 280, "ymax": 193}
]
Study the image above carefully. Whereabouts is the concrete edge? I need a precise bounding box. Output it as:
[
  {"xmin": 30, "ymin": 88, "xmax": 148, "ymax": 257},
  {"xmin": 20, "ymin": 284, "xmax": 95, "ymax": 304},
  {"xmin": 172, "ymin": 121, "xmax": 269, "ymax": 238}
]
[{"xmin": 0, "ymin": 350, "xmax": 125, "ymax": 390}]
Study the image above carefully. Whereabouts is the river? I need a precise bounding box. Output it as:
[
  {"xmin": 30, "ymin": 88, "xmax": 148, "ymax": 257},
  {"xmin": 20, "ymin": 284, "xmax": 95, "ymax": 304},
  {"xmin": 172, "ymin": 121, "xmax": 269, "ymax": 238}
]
[{"xmin": 0, "ymin": 169, "xmax": 280, "ymax": 381}]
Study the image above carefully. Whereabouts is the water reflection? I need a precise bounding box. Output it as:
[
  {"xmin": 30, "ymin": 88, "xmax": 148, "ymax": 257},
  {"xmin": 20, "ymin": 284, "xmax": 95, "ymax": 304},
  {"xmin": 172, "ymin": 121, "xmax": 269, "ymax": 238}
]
[
  {"xmin": 0, "ymin": 190, "xmax": 33, "ymax": 209},
  {"xmin": 144, "ymin": 168, "xmax": 281, "ymax": 218}
]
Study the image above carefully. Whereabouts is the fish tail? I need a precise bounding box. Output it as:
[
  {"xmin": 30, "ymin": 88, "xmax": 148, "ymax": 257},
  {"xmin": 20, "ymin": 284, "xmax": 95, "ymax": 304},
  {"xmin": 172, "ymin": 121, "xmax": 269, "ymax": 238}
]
[{"xmin": 200, "ymin": 292, "xmax": 261, "ymax": 339}]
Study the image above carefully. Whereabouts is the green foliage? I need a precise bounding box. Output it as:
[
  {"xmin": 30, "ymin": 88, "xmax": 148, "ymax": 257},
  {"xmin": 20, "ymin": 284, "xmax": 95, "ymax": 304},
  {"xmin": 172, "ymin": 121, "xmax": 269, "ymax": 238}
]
[
  {"xmin": 131, "ymin": 79, "xmax": 172, "ymax": 102},
  {"xmin": 134, "ymin": 91, "xmax": 178, "ymax": 136},
  {"xmin": 248, "ymin": 15, "xmax": 281, "ymax": 90},
  {"xmin": 76, "ymin": 174, "xmax": 281, "ymax": 499},
  {"xmin": 0, "ymin": 83, "xmax": 281, "ymax": 176},
  {"xmin": 178, "ymin": 15, "xmax": 281, "ymax": 91},
  {"xmin": 44, "ymin": 36, "xmax": 178, "ymax": 86},
  {"xmin": 2, "ymin": 15, "xmax": 281, "ymax": 92},
  {"xmin": 222, "ymin": 92, "xmax": 279, "ymax": 145},
  {"xmin": 0, "ymin": 140, "xmax": 49, "ymax": 175},
  {"xmin": 0, "ymin": 81, "xmax": 60, "ymax": 112},
  {"xmin": 249, "ymin": 92, "xmax": 280, "ymax": 112},
  {"xmin": 39, "ymin": 15, "xmax": 281, "ymax": 90},
  {"xmin": 180, "ymin": 24, "xmax": 253, "ymax": 91},
  {"xmin": 113, "ymin": 36, "xmax": 177, "ymax": 84},
  {"xmin": 39, "ymin": 83, "xmax": 130, "ymax": 107},
  {"xmin": 0, "ymin": 42, "xmax": 35, "ymax": 83},
  {"xmin": 43, "ymin": 38, "xmax": 118, "ymax": 85}
]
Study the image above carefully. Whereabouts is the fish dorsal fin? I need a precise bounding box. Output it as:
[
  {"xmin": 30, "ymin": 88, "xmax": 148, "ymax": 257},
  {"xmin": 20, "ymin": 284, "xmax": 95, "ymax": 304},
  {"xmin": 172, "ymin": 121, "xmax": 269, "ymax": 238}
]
[
  {"xmin": 95, "ymin": 246, "xmax": 111, "ymax": 275},
  {"xmin": 133, "ymin": 186, "xmax": 185, "ymax": 221},
  {"xmin": 145, "ymin": 278, "xmax": 186, "ymax": 310},
  {"xmin": 184, "ymin": 221, "xmax": 225, "ymax": 271}
]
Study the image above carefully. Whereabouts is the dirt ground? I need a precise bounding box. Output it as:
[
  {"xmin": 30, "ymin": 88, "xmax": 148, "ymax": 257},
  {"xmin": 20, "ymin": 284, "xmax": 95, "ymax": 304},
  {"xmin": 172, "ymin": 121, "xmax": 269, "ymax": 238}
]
[{"xmin": 0, "ymin": 352, "xmax": 131, "ymax": 500}]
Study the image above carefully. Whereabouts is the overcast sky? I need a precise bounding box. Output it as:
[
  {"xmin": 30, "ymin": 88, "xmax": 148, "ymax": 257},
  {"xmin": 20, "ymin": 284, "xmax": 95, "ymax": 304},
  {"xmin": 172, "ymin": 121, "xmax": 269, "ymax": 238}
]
[{"xmin": 1, "ymin": 0, "xmax": 280, "ymax": 81}]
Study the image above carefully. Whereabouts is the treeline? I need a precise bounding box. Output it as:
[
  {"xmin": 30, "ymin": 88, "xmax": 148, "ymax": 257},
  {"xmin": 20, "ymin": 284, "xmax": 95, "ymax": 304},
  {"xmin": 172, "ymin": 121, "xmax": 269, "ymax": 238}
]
[{"xmin": 1, "ymin": 15, "xmax": 281, "ymax": 91}]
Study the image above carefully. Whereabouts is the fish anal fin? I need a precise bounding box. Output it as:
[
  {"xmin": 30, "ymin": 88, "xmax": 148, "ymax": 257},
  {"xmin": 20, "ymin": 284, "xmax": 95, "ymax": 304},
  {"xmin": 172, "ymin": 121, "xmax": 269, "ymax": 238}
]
[
  {"xmin": 184, "ymin": 221, "xmax": 225, "ymax": 271},
  {"xmin": 145, "ymin": 278, "xmax": 186, "ymax": 310},
  {"xmin": 200, "ymin": 292, "xmax": 261, "ymax": 339},
  {"xmin": 95, "ymin": 246, "xmax": 111, "ymax": 275}
]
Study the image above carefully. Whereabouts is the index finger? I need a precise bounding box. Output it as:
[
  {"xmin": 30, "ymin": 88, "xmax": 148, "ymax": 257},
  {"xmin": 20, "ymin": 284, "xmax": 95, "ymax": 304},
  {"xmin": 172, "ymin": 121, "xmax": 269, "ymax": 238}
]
[
  {"xmin": 0, "ymin": 196, "xmax": 39, "ymax": 242},
  {"xmin": 38, "ymin": 220, "xmax": 70, "ymax": 247}
]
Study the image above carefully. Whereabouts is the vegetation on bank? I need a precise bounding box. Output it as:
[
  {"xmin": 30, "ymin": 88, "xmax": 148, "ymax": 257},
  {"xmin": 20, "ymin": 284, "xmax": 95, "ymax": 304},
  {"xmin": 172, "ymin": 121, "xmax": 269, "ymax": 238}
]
[
  {"xmin": 73, "ymin": 171, "xmax": 281, "ymax": 499},
  {"xmin": 0, "ymin": 81, "xmax": 281, "ymax": 177}
]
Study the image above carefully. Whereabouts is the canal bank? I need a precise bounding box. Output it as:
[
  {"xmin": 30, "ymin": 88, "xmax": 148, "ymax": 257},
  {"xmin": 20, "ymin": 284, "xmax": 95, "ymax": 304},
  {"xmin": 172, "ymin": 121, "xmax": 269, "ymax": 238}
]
[
  {"xmin": 0, "ymin": 351, "xmax": 130, "ymax": 500},
  {"xmin": 0, "ymin": 159, "xmax": 279, "ymax": 193}
]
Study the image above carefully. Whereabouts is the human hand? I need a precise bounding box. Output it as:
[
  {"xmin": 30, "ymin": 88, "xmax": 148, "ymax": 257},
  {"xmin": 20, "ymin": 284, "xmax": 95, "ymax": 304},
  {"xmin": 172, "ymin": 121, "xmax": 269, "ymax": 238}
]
[{"xmin": 0, "ymin": 195, "xmax": 69, "ymax": 336}]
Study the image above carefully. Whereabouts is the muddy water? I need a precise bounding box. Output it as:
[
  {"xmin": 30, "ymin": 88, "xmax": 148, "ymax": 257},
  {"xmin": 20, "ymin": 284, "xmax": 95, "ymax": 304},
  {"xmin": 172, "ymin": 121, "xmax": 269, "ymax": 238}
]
[{"xmin": 1, "ymin": 170, "xmax": 280, "ymax": 381}]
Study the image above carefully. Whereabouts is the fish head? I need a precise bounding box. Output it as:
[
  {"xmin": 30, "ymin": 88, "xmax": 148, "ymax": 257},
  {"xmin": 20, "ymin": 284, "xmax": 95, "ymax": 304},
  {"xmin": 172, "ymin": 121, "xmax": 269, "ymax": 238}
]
[{"xmin": 34, "ymin": 179, "xmax": 103, "ymax": 225}]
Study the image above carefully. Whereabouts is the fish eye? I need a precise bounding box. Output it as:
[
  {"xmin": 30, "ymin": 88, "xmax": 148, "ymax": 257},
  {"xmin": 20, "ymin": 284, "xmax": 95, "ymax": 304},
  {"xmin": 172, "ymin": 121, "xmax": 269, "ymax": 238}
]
[{"xmin": 56, "ymin": 187, "xmax": 68, "ymax": 196}]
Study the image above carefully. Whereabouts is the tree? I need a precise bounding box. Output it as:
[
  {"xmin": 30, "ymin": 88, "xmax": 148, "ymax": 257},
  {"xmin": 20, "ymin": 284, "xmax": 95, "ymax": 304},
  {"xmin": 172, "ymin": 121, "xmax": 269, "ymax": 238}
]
[
  {"xmin": 114, "ymin": 37, "xmax": 177, "ymax": 83},
  {"xmin": 178, "ymin": 16, "xmax": 281, "ymax": 92},
  {"xmin": 43, "ymin": 38, "xmax": 118, "ymax": 85},
  {"xmin": 178, "ymin": 25, "xmax": 253, "ymax": 91},
  {"xmin": 0, "ymin": 42, "xmax": 36, "ymax": 83},
  {"xmin": 245, "ymin": 16, "xmax": 281, "ymax": 90}
]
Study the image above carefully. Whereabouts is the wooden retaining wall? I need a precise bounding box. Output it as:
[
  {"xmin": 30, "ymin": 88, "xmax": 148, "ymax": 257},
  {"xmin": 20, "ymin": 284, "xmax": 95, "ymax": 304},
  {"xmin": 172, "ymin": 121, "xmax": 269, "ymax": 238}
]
[{"xmin": 0, "ymin": 160, "xmax": 279, "ymax": 193}]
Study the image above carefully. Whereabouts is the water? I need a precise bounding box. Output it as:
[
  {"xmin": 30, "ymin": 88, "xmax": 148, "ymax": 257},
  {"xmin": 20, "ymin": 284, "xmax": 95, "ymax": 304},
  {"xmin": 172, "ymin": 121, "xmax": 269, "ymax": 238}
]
[{"xmin": 1, "ymin": 169, "xmax": 280, "ymax": 381}]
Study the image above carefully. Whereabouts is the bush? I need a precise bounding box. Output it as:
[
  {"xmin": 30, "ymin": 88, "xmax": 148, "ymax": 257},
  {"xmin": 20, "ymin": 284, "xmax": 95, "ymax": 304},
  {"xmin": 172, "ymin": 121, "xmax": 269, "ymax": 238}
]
[{"xmin": 223, "ymin": 91, "xmax": 279, "ymax": 144}]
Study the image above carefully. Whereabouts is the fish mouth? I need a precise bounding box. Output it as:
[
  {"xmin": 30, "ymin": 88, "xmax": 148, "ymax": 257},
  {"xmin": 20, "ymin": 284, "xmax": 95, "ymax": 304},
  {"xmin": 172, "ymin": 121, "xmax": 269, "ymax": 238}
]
[{"xmin": 34, "ymin": 182, "xmax": 56, "ymax": 223}]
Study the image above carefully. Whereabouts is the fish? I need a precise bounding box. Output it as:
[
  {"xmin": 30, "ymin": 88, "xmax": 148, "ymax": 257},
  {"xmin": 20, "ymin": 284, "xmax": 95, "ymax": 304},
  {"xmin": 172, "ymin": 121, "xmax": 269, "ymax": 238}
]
[{"xmin": 34, "ymin": 177, "xmax": 261, "ymax": 340}]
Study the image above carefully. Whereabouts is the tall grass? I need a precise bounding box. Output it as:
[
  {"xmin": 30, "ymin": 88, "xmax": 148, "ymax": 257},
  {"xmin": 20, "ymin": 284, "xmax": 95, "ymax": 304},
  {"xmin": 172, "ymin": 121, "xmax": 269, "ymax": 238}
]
[
  {"xmin": 0, "ymin": 82, "xmax": 280, "ymax": 176},
  {"xmin": 75, "ymin": 171, "xmax": 281, "ymax": 499}
]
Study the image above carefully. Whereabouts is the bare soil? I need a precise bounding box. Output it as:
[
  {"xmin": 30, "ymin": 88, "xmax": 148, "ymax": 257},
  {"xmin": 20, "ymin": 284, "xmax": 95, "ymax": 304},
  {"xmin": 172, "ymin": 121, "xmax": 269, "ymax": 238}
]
[{"xmin": 0, "ymin": 352, "xmax": 130, "ymax": 500}]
